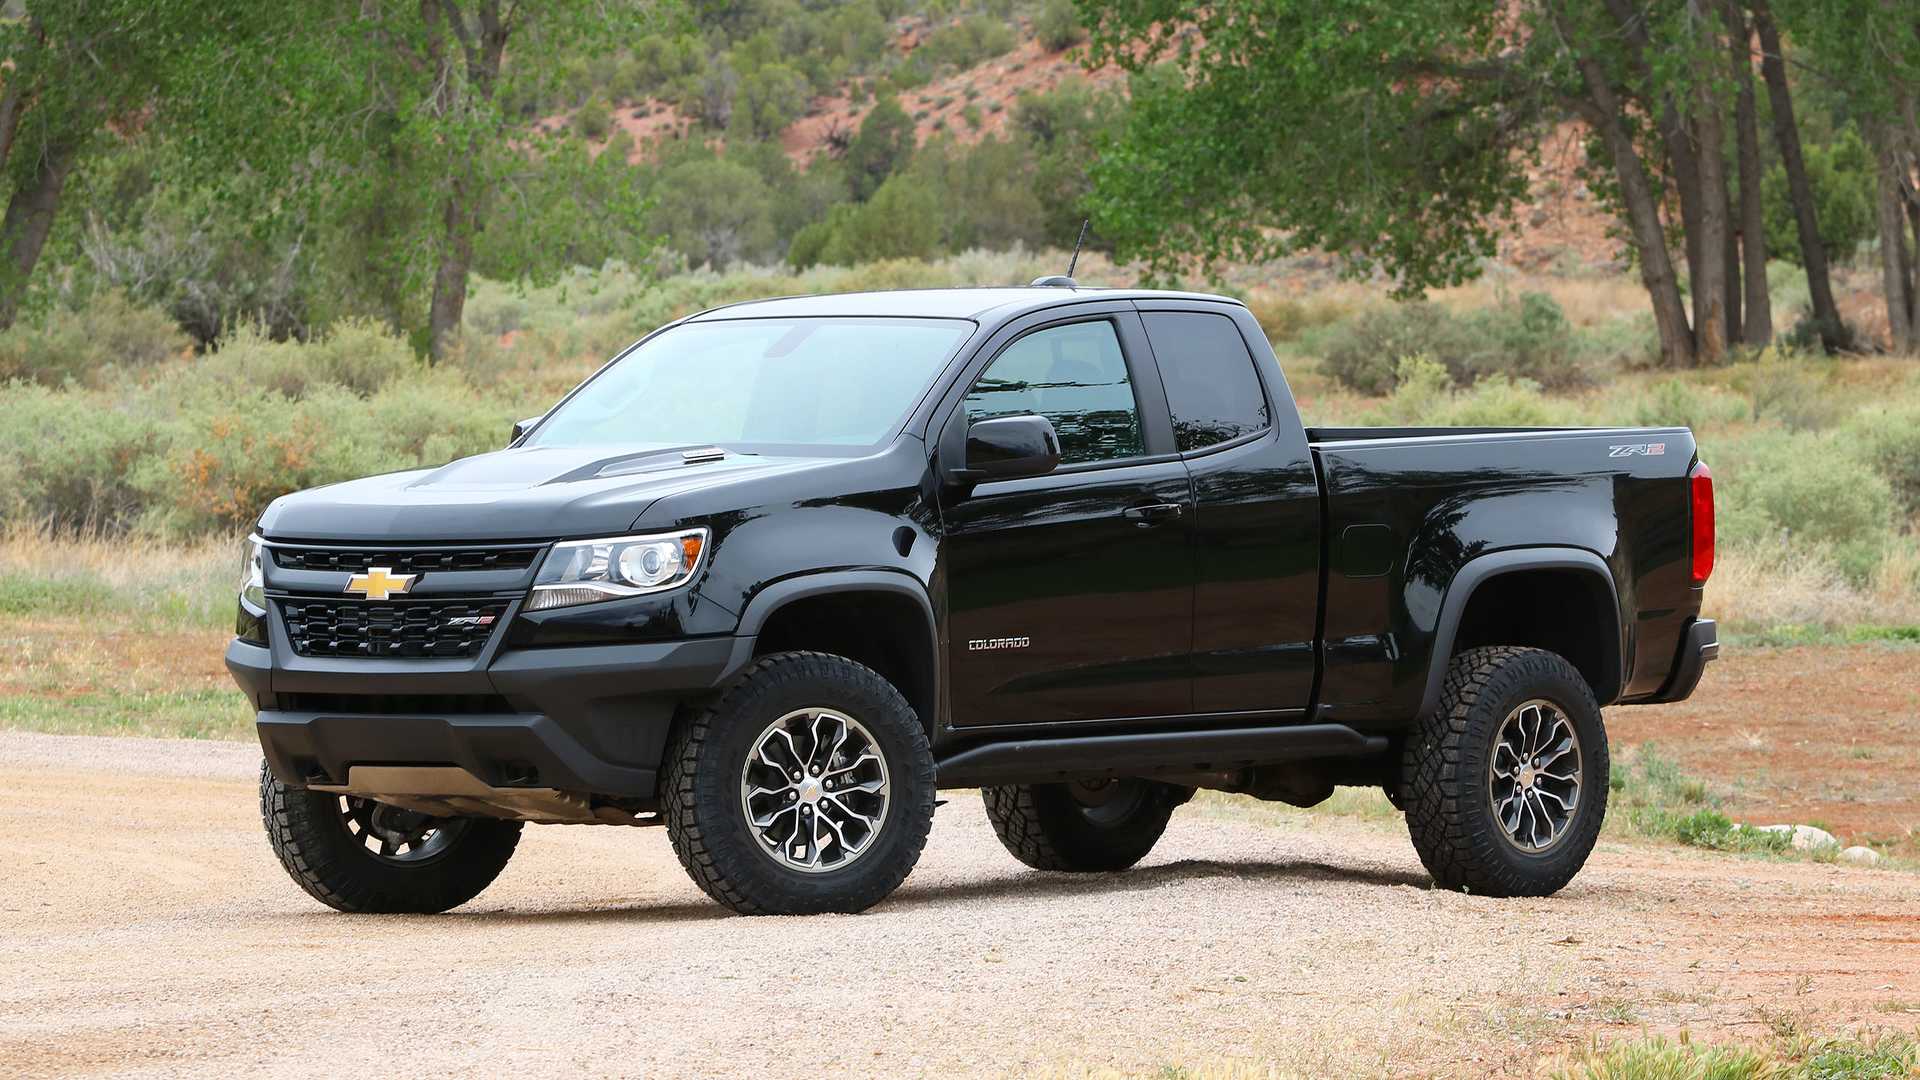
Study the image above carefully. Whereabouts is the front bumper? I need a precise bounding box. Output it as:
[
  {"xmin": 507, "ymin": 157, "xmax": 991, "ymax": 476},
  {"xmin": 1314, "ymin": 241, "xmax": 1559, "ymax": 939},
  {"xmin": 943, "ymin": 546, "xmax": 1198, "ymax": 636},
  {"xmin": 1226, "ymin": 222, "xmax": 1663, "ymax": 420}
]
[
  {"xmin": 1648, "ymin": 617, "xmax": 1719, "ymax": 703},
  {"xmin": 227, "ymin": 634, "xmax": 748, "ymax": 801}
]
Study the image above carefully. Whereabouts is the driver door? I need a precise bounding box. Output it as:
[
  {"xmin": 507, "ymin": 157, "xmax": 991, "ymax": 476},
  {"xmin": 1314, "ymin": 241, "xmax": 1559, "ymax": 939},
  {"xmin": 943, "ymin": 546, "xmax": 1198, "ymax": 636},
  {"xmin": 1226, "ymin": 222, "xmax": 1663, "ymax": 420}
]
[{"xmin": 938, "ymin": 313, "xmax": 1194, "ymax": 728}]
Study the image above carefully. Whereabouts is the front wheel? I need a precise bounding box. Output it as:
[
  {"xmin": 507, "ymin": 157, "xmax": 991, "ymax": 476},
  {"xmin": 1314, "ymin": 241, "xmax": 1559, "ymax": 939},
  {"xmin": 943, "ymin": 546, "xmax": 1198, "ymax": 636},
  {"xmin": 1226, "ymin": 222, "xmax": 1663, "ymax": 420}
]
[
  {"xmin": 1401, "ymin": 646, "xmax": 1609, "ymax": 897},
  {"xmin": 661, "ymin": 652, "xmax": 936, "ymax": 915},
  {"xmin": 981, "ymin": 778, "xmax": 1188, "ymax": 872},
  {"xmin": 259, "ymin": 762, "xmax": 522, "ymax": 913}
]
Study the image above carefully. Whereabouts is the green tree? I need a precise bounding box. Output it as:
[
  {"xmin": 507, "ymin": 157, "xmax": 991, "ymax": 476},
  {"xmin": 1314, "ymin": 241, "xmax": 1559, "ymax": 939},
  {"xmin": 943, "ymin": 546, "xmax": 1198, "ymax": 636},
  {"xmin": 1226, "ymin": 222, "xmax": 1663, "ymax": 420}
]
[
  {"xmin": 0, "ymin": 0, "xmax": 274, "ymax": 329},
  {"xmin": 1076, "ymin": 0, "xmax": 1810, "ymax": 367},
  {"xmin": 730, "ymin": 61, "xmax": 810, "ymax": 140},
  {"xmin": 844, "ymin": 94, "xmax": 916, "ymax": 200},
  {"xmin": 651, "ymin": 157, "xmax": 777, "ymax": 268},
  {"xmin": 246, "ymin": 1, "xmax": 660, "ymax": 358},
  {"xmin": 1761, "ymin": 125, "xmax": 1877, "ymax": 268},
  {"xmin": 1781, "ymin": 0, "xmax": 1920, "ymax": 351}
]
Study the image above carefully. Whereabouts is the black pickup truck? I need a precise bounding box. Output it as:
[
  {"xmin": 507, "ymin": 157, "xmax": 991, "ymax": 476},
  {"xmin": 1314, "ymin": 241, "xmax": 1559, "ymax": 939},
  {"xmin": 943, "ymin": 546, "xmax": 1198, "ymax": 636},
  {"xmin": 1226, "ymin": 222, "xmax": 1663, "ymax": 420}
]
[{"xmin": 227, "ymin": 284, "xmax": 1719, "ymax": 916}]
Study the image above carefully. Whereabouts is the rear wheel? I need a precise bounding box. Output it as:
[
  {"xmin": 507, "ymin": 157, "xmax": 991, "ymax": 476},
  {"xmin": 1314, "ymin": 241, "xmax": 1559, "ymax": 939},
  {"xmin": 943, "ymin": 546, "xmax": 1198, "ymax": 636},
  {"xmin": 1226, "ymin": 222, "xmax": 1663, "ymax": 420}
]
[
  {"xmin": 259, "ymin": 762, "xmax": 522, "ymax": 913},
  {"xmin": 1401, "ymin": 646, "xmax": 1609, "ymax": 897},
  {"xmin": 981, "ymin": 778, "xmax": 1188, "ymax": 872}
]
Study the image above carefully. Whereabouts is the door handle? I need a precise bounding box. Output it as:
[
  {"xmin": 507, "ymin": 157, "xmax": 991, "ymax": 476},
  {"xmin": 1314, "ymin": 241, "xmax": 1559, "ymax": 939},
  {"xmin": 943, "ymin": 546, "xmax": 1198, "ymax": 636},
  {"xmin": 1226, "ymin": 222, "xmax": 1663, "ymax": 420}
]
[{"xmin": 1123, "ymin": 502, "xmax": 1185, "ymax": 527}]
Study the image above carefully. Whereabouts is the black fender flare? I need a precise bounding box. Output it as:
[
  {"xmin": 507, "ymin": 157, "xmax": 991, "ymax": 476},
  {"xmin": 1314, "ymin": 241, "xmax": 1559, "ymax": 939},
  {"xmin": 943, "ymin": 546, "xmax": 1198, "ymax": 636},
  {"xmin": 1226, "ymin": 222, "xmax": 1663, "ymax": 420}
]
[
  {"xmin": 719, "ymin": 570, "xmax": 940, "ymax": 716},
  {"xmin": 1415, "ymin": 547, "xmax": 1624, "ymax": 719}
]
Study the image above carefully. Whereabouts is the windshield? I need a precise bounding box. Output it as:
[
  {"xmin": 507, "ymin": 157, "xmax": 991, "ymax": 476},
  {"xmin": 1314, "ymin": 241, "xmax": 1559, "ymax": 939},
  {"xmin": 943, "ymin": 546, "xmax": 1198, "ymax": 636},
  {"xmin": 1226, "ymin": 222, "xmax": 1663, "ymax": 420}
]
[{"xmin": 528, "ymin": 317, "xmax": 973, "ymax": 451}]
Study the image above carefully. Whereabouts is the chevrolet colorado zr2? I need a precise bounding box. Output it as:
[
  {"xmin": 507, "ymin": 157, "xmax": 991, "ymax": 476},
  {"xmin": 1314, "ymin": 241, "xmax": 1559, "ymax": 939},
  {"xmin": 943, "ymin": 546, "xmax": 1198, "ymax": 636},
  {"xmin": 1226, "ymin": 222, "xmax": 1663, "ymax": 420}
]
[{"xmin": 226, "ymin": 284, "xmax": 1720, "ymax": 916}]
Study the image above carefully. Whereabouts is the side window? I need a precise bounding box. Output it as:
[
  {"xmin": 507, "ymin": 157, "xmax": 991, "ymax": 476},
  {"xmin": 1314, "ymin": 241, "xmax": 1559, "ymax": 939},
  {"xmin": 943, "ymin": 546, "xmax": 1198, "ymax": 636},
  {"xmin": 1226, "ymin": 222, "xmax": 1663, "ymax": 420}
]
[
  {"xmin": 1141, "ymin": 312, "xmax": 1271, "ymax": 452},
  {"xmin": 962, "ymin": 320, "xmax": 1144, "ymax": 465}
]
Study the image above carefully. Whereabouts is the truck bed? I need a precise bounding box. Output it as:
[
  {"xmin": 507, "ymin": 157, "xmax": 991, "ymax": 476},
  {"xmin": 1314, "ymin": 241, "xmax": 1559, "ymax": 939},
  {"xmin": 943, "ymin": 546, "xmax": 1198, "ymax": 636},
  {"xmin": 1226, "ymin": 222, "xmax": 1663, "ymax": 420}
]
[{"xmin": 1304, "ymin": 423, "xmax": 1702, "ymax": 730}]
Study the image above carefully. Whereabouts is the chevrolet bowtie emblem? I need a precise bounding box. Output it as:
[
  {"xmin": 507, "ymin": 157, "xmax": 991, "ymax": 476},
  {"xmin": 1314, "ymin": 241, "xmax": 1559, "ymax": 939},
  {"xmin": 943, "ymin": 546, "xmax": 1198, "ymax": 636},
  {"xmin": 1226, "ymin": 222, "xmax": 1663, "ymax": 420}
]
[{"xmin": 345, "ymin": 567, "xmax": 416, "ymax": 600}]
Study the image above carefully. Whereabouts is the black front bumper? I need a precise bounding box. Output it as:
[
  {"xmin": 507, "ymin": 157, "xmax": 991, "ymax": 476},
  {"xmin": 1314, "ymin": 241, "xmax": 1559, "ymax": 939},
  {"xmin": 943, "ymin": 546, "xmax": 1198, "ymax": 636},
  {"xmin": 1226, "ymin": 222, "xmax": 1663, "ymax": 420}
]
[{"xmin": 227, "ymin": 634, "xmax": 747, "ymax": 800}]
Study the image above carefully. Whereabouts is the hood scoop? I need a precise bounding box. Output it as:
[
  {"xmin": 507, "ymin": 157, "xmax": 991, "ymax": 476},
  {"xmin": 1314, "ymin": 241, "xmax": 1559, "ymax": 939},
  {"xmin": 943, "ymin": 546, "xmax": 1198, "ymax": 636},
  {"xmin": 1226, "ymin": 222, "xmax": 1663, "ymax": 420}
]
[{"xmin": 591, "ymin": 445, "xmax": 735, "ymax": 479}]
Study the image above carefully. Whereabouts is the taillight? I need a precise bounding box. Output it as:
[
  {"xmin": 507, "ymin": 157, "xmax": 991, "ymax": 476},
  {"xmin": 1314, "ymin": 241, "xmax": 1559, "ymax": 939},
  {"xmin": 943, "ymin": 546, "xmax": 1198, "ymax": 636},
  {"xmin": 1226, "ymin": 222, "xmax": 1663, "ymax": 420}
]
[{"xmin": 1690, "ymin": 461, "xmax": 1714, "ymax": 584}]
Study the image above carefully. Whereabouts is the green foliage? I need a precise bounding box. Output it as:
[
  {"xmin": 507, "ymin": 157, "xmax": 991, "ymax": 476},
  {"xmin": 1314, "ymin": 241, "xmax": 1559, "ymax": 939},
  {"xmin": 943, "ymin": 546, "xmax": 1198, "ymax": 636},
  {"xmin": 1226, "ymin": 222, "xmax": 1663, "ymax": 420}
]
[
  {"xmin": 1319, "ymin": 294, "xmax": 1583, "ymax": 394},
  {"xmin": 0, "ymin": 292, "xmax": 190, "ymax": 387},
  {"xmin": 1013, "ymin": 76, "xmax": 1125, "ymax": 246},
  {"xmin": 1081, "ymin": 3, "xmax": 1536, "ymax": 291},
  {"xmin": 1035, "ymin": 0, "xmax": 1087, "ymax": 51},
  {"xmin": 798, "ymin": 175, "xmax": 944, "ymax": 266},
  {"xmin": 1729, "ymin": 353, "xmax": 1845, "ymax": 432},
  {"xmin": 574, "ymin": 96, "xmax": 614, "ymax": 139},
  {"xmin": 918, "ymin": 16, "xmax": 1018, "ymax": 70},
  {"xmin": 901, "ymin": 136, "xmax": 1047, "ymax": 252},
  {"xmin": 1715, "ymin": 429, "xmax": 1896, "ymax": 583},
  {"xmin": 650, "ymin": 157, "xmax": 778, "ymax": 269},
  {"xmin": 1625, "ymin": 379, "xmax": 1750, "ymax": 431},
  {"xmin": 1762, "ymin": 126, "xmax": 1877, "ymax": 268},
  {"xmin": 1846, "ymin": 404, "xmax": 1920, "ymax": 518},
  {"xmin": 1552, "ymin": 1034, "xmax": 1775, "ymax": 1080},
  {"xmin": 0, "ymin": 385, "xmax": 157, "ymax": 531},
  {"xmin": 1360, "ymin": 356, "xmax": 1578, "ymax": 427},
  {"xmin": 730, "ymin": 62, "xmax": 812, "ymax": 140},
  {"xmin": 846, "ymin": 95, "xmax": 918, "ymax": 200}
]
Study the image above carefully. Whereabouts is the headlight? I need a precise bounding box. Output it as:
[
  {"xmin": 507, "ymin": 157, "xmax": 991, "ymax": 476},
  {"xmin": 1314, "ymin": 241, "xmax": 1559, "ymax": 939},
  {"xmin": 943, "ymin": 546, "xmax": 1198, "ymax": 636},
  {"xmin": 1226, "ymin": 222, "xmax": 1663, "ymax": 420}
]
[
  {"xmin": 239, "ymin": 535, "xmax": 265, "ymax": 609},
  {"xmin": 526, "ymin": 528, "xmax": 708, "ymax": 611}
]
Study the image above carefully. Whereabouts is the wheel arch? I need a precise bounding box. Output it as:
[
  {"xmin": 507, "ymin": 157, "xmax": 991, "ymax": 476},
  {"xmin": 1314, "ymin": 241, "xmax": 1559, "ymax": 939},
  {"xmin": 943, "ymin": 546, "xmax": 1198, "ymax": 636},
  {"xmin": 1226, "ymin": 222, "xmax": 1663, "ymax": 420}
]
[
  {"xmin": 729, "ymin": 571, "xmax": 940, "ymax": 732},
  {"xmin": 1417, "ymin": 548, "xmax": 1624, "ymax": 719}
]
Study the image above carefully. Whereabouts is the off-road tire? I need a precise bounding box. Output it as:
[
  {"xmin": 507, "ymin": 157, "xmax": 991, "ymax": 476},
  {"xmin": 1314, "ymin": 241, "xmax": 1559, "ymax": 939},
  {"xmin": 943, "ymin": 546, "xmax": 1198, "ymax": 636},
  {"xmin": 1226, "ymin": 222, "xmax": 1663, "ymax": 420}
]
[
  {"xmin": 981, "ymin": 779, "xmax": 1188, "ymax": 872},
  {"xmin": 661, "ymin": 651, "xmax": 936, "ymax": 915},
  {"xmin": 1401, "ymin": 646, "xmax": 1609, "ymax": 897},
  {"xmin": 259, "ymin": 762, "xmax": 523, "ymax": 913}
]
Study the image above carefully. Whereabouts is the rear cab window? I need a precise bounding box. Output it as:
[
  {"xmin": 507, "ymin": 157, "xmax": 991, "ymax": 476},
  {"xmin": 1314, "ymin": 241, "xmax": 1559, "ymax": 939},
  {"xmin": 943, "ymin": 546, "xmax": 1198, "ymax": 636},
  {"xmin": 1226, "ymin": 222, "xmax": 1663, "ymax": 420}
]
[{"xmin": 1139, "ymin": 311, "xmax": 1271, "ymax": 452}]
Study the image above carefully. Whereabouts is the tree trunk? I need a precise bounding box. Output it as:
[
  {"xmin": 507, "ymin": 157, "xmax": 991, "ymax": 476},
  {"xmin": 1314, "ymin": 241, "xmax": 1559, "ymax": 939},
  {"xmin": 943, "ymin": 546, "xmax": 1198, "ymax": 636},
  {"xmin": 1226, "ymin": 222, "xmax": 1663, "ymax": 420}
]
[
  {"xmin": 428, "ymin": 175, "xmax": 476, "ymax": 361},
  {"xmin": 1687, "ymin": 0, "xmax": 1731, "ymax": 362},
  {"xmin": 1556, "ymin": 9, "xmax": 1696, "ymax": 366},
  {"xmin": 1724, "ymin": 202, "xmax": 1743, "ymax": 345},
  {"xmin": 1751, "ymin": 0, "xmax": 1844, "ymax": 351},
  {"xmin": 1728, "ymin": 0, "xmax": 1771, "ymax": 345},
  {"xmin": 0, "ymin": 84, "xmax": 23, "ymax": 173},
  {"xmin": 0, "ymin": 139, "xmax": 79, "ymax": 330},
  {"xmin": 422, "ymin": 0, "xmax": 508, "ymax": 362},
  {"xmin": 1878, "ymin": 138, "xmax": 1917, "ymax": 351},
  {"xmin": 1602, "ymin": 0, "xmax": 1709, "ymax": 341}
]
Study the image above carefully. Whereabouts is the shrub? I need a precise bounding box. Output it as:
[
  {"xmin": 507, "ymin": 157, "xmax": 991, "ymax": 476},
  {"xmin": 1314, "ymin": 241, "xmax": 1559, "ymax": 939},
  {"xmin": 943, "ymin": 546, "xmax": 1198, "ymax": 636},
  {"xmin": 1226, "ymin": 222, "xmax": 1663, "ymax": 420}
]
[
  {"xmin": 1846, "ymin": 403, "xmax": 1920, "ymax": 517},
  {"xmin": 1715, "ymin": 429, "xmax": 1896, "ymax": 583},
  {"xmin": 1244, "ymin": 293, "xmax": 1354, "ymax": 345},
  {"xmin": 0, "ymin": 291, "xmax": 189, "ymax": 387},
  {"xmin": 0, "ymin": 385, "xmax": 156, "ymax": 530},
  {"xmin": 178, "ymin": 319, "xmax": 418, "ymax": 400},
  {"xmin": 1319, "ymin": 303, "xmax": 1469, "ymax": 394},
  {"xmin": 1035, "ymin": 0, "xmax": 1087, "ymax": 51},
  {"xmin": 1731, "ymin": 350, "xmax": 1845, "ymax": 431},
  {"xmin": 1442, "ymin": 375, "xmax": 1566, "ymax": 427},
  {"xmin": 137, "ymin": 376, "xmax": 505, "ymax": 535},
  {"xmin": 1317, "ymin": 293, "xmax": 1582, "ymax": 394},
  {"xmin": 574, "ymin": 96, "xmax": 613, "ymax": 139},
  {"xmin": 1623, "ymin": 378, "xmax": 1748, "ymax": 430}
]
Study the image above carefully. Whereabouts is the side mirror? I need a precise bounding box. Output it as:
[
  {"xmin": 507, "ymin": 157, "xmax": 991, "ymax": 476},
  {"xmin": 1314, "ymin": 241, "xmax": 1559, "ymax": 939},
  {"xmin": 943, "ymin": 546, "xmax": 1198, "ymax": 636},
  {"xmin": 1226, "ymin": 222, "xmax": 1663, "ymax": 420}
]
[
  {"xmin": 955, "ymin": 414, "xmax": 1061, "ymax": 482},
  {"xmin": 509, "ymin": 415, "xmax": 543, "ymax": 447}
]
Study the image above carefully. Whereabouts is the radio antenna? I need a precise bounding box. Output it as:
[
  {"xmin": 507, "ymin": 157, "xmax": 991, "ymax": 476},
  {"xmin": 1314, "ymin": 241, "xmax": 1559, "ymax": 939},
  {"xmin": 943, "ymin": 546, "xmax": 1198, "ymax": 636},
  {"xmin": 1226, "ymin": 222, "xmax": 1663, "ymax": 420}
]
[{"xmin": 1065, "ymin": 219, "xmax": 1089, "ymax": 279}]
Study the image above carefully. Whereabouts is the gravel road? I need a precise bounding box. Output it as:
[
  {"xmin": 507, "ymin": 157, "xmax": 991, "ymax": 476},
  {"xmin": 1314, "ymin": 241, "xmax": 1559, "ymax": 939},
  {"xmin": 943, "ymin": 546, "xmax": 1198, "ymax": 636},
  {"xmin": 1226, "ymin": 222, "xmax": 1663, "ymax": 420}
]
[{"xmin": 3, "ymin": 732, "xmax": 1915, "ymax": 1078}]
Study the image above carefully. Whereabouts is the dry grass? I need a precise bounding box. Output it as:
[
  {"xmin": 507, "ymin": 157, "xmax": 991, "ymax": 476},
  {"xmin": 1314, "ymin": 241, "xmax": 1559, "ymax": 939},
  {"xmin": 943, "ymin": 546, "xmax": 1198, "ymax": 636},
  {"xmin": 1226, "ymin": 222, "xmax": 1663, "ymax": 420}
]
[{"xmin": 1706, "ymin": 547, "xmax": 1920, "ymax": 636}]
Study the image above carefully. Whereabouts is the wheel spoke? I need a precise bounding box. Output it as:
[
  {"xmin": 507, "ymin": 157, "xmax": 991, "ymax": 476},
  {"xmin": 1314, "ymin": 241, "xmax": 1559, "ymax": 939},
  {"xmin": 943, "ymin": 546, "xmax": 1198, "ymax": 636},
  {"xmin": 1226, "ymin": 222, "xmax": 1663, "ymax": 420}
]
[{"xmin": 741, "ymin": 707, "xmax": 892, "ymax": 874}]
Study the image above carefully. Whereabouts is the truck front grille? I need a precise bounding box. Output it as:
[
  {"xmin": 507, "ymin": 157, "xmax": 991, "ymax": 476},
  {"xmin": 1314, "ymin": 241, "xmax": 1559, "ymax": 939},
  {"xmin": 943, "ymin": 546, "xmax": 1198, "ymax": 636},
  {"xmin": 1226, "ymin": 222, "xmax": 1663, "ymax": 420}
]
[
  {"xmin": 271, "ymin": 546, "xmax": 540, "ymax": 574},
  {"xmin": 281, "ymin": 597, "xmax": 511, "ymax": 659}
]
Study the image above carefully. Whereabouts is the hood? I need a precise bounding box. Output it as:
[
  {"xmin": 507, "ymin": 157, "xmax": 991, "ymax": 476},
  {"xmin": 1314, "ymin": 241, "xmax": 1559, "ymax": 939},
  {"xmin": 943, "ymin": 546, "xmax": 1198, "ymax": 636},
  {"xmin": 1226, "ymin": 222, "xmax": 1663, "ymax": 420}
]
[{"xmin": 257, "ymin": 444, "xmax": 837, "ymax": 542}]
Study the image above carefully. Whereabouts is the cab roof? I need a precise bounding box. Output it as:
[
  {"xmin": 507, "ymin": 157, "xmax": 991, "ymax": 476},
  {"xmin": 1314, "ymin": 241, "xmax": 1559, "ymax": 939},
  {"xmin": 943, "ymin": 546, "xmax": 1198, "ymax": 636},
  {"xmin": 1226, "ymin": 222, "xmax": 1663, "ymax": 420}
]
[{"xmin": 685, "ymin": 286, "xmax": 1244, "ymax": 325}]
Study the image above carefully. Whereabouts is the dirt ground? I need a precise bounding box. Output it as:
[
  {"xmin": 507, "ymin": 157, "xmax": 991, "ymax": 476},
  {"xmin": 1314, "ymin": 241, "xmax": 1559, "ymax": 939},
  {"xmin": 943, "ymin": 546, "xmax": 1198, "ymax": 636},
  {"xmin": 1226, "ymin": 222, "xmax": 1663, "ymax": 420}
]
[
  {"xmin": 1608, "ymin": 643, "xmax": 1920, "ymax": 851},
  {"xmin": 2, "ymin": 732, "xmax": 1915, "ymax": 1079}
]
